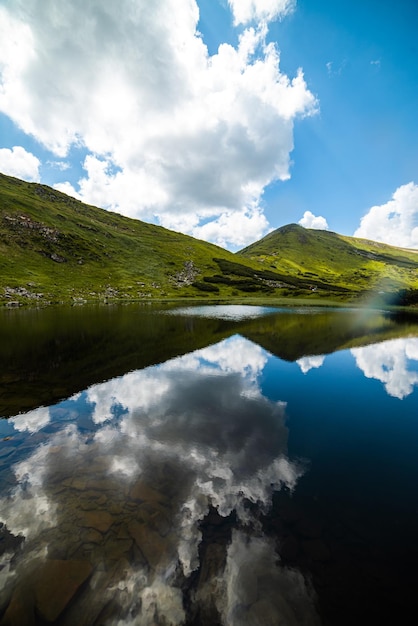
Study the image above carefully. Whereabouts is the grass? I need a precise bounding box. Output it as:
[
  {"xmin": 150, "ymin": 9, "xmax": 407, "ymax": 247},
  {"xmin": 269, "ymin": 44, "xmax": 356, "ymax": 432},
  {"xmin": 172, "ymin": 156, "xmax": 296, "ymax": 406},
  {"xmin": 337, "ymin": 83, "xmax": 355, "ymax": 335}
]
[
  {"xmin": 238, "ymin": 223, "xmax": 418, "ymax": 304},
  {"xmin": 0, "ymin": 173, "xmax": 279, "ymax": 305},
  {"xmin": 1, "ymin": 174, "xmax": 418, "ymax": 307}
]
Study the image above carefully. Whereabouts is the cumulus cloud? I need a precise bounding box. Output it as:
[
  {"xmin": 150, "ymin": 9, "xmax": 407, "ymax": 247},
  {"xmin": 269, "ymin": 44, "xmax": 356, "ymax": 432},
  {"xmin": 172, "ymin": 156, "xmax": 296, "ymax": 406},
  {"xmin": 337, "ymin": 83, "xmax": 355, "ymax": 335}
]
[
  {"xmin": 86, "ymin": 335, "xmax": 269, "ymax": 425},
  {"xmin": 0, "ymin": 0, "xmax": 316, "ymax": 248},
  {"xmin": 351, "ymin": 337, "xmax": 418, "ymax": 399},
  {"xmin": 296, "ymin": 355, "xmax": 325, "ymax": 374},
  {"xmin": 298, "ymin": 210, "xmax": 329, "ymax": 230},
  {"xmin": 354, "ymin": 182, "xmax": 418, "ymax": 249},
  {"xmin": 220, "ymin": 531, "xmax": 319, "ymax": 626},
  {"xmin": 228, "ymin": 0, "xmax": 296, "ymax": 26},
  {"xmin": 10, "ymin": 406, "xmax": 50, "ymax": 433},
  {"xmin": 0, "ymin": 146, "xmax": 40, "ymax": 181},
  {"xmin": 0, "ymin": 336, "xmax": 311, "ymax": 623}
]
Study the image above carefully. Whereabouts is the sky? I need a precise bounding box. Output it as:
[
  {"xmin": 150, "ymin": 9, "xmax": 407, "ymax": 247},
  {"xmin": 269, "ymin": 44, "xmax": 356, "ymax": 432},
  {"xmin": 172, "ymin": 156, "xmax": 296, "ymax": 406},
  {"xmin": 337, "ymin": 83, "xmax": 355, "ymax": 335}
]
[{"xmin": 0, "ymin": 0, "xmax": 418, "ymax": 250}]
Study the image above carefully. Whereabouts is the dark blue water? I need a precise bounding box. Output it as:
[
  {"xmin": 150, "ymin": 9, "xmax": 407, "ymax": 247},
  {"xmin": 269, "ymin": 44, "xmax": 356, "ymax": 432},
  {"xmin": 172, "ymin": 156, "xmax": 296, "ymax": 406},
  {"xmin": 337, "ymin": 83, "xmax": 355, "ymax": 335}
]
[{"xmin": 0, "ymin": 304, "xmax": 417, "ymax": 625}]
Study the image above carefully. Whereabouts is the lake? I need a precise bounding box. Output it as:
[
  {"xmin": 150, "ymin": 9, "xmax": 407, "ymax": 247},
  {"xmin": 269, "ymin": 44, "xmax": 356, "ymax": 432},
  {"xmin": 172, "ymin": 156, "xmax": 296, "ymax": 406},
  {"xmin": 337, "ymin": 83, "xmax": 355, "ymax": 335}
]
[{"xmin": 1, "ymin": 303, "xmax": 418, "ymax": 626}]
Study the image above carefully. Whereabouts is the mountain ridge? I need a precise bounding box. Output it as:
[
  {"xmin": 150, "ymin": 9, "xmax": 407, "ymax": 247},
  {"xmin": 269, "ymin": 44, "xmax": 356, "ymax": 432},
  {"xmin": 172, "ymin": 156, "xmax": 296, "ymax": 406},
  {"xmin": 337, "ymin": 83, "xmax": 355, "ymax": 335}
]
[
  {"xmin": 238, "ymin": 222, "xmax": 418, "ymax": 299},
  {"xmin": 1, "ymin": 172, "xmax": 417, "ymax": 306}
]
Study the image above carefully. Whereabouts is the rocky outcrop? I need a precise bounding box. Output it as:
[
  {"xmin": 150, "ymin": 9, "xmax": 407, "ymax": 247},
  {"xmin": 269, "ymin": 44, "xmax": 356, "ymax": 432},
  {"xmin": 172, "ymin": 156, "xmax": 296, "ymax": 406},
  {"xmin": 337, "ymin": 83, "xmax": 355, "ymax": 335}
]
[
  {"xmin": 3, "ymin": 215, "xmax": 61, "ymax": 243},
  {"xmin": 171, "ymin": 260, "xmax": 199, "ymax": 286}
]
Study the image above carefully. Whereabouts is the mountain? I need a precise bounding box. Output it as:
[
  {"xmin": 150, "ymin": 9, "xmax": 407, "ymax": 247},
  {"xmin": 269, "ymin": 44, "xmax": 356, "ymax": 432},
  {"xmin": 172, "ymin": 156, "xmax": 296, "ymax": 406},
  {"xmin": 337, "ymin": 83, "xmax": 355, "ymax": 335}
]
[
  {"xmin": 238, "ymin": 223, "xmax": 418, "ymax": 301},
  {"xmin": 0, "ymin": 173, "xmax": 281, "ymax": 305},
  {"xmin": 1, "ymin": 173, "xmax": 417, "ymax": 306}
]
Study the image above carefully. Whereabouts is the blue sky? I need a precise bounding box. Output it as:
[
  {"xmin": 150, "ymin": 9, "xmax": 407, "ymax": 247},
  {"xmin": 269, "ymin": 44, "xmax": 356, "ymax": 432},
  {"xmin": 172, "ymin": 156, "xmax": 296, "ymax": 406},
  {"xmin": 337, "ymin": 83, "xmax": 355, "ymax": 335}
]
[{"xmin": 0, "ymin": 0, "xmax": 417, "ymax": 249}]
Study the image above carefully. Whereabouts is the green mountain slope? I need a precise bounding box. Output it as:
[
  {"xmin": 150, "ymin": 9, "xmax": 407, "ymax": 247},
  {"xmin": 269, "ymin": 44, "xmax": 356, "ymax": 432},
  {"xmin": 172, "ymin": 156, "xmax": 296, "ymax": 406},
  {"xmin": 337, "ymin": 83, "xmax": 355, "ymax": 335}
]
[
  {"xmin": 0, "ymin": 173, "xmax": 295, "ymax": 305},
  {"xmin": 1, "ymin": 173, "xmax": 417, "ymax": 306},
  {"xmin": 238, "ymin": 223, "xmax": 418, "ymax": 301}
]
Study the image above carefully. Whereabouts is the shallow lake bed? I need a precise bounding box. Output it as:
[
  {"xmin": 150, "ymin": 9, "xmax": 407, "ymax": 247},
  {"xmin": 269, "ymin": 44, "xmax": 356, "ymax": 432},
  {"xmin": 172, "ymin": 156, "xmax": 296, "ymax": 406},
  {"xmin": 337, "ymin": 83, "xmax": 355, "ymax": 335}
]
[{"xmin": 1, "ymin": 304, "xmax": 418, "ymax": 625}]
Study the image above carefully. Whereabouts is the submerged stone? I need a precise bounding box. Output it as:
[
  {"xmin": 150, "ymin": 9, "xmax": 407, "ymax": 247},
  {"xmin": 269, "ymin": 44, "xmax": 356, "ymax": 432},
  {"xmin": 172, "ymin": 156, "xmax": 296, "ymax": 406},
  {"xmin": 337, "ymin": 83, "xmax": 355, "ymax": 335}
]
[
  {"xmin": 128, "ymin": 520, "xmax": 169, "ymax": 570},
  {"xmin": 129, "ymin": 480, "xmax": 170, "ymax": 506},
  {"xmin": 79, "ymin": 510, "xmax": 113, "ymax": 533},
  {"xmin": 0, "ymin": 585, "xmax": 35, "ymax": 626},
  {"xmin": 34, "ymin": 559, "xmax": 93, "ymax": 622}
]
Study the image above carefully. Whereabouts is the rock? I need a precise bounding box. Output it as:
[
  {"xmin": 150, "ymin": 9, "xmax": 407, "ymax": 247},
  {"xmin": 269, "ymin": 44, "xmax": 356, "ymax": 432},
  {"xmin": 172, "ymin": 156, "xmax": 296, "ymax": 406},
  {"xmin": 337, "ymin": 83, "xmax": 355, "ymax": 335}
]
[
  {"xmin": 139, "ymin": 503, "xmax": 171, "ymax": 537},
  {"xmin": 191, "ymin": 543, "xmax": 226, "ymax": 626},
  {"xmin": 0, "ymin": 585, "xmax": 35, "ymax": 626},
  {"xmin": 129, "ymin": 481, "xmax": 169, "ymax": 506},
  {"xmin": 197, "ymin": 543, "xmax": 226, "ymax": 589},
  {"xmin": 58, "ymin": 560, "xmax": 131, "ymax": 626},
  {"xmin": 127, "ymin": 521, "xmax": 168, "ymax": 570},
  {"xmin": 247, "ymin": 598, "xmax": 282, "ymax": 626},
  {"xmin": 82, "ymin": 529, "xmax": 103, "ymax": 544},
  {"xmin": 71, "ymin": 478, "xmax": 88, "ymax": 491},
  {"xmin": 116, "ymin": 524, "xmax": 132, "ymax": 540},
  {"xmin": 50, "ymin": 253, "xmax": 66, "ymax": 263},
  {"xmin": 34, "ymin": 559, "xmax": 93, "ymax": 623},
  {"xmin": 103, "ymin": 538, "xmax": 133, "ymax": 562},
  {"xmin": 79, "ymin": 510, "xmax": 114, "ymax": 533}
]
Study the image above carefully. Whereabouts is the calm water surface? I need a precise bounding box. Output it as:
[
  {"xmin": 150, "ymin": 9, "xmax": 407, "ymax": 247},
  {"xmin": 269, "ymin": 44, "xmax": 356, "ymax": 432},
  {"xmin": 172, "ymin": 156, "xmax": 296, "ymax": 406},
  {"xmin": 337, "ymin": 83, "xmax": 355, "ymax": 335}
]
[{"xmin": 1, "ymin": 304, "xmax": 418, "ymax": 625}]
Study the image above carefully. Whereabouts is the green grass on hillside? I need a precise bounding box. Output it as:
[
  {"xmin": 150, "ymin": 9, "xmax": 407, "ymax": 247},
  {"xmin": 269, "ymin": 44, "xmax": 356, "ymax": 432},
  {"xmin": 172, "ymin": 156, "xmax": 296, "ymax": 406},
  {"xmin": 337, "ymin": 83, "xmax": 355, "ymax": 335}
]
[
  {"xmin": 0, "ymin": 174, "xmax": 288, "ymax": 305},
  {"xmin": 239, "ymin": 223, "xmax": 418, "ymax": 305},
  {"xmin": 1, "ymin": 175, "xmax": 417, "ymax": 307}
]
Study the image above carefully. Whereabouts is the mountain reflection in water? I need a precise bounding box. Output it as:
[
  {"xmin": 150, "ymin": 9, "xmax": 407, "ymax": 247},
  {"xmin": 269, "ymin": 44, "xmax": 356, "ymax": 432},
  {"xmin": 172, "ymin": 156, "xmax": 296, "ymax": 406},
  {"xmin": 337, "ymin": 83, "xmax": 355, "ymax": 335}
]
[{"xmin": 0, "ymin": 305, "xmax": 418, "ymax": 625}]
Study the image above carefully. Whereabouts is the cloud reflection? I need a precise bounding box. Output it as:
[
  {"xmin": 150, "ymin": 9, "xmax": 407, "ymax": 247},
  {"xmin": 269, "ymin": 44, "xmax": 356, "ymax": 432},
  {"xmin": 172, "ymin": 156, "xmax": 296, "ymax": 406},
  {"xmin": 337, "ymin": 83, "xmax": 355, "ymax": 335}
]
[
  {"xmin": 351, "ymin": 337, "xmax": 418, "ymax": 399},
  {"xmin": 296, "ymin": 355, "xmax": 326, "ymax": 374},
  {"xmin": 9, "ymin": 406, "xmax": 51, "ymax": 433},
  {"xmin": 0, "ymin": 336, "xmax": 318, "ymax": 625},
  {"xmin": 221, "ymin": 531, "xmax": 320, "ymax": 626},
  {"xmin": 166, "ymin": 305, "xmax": 279, "ymax": 320}
]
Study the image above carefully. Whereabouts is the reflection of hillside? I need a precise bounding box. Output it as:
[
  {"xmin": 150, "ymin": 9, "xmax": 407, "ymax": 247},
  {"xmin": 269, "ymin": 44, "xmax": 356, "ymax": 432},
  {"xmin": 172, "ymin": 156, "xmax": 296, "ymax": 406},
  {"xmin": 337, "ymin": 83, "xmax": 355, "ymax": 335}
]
[
  {"xmin": 2, "ymin": 305, "xmax": 418, "ymax": 417},
  {"xmin": 241, "ymin": 310, "xmax": 418, "ymax": 361},
  {"xmin": 0, "ymin": 305, "xmax": 235, "ymax": 417}
]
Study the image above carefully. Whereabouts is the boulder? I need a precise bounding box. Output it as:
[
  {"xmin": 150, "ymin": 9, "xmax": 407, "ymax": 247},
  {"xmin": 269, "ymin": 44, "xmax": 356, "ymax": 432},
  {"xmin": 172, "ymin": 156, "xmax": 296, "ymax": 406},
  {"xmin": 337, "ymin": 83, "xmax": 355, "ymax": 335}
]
[{"xmin": 34, "ymin": 559, "xmax": 93, "ymax": 622}]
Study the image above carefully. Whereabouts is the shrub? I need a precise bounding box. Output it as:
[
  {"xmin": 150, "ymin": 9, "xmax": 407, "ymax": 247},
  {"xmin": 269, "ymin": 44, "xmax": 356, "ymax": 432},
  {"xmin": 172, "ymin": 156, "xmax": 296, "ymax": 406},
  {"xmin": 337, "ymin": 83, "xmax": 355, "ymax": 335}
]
[{"xmin": 192, "ymin": 281, "xmax": 219, "ymax": 293}]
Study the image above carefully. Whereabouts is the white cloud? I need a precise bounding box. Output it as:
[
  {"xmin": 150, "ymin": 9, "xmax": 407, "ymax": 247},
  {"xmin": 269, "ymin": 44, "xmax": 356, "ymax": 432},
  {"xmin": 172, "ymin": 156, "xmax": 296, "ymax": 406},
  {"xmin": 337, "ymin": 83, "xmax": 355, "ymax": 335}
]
[
  {"xmin": 86, "ymin": 335, "xmax": 269, "ymax": 424},
  {"xmin": 351, "ymin": 337, "xmax": 418, "ymax": 399},
  {"xmin": 10, "ymin": 406, "xmax": 50, "ymax": 433},
  {"xmin": 0, "ymin": 0, "xmax": 316, "ymax": 248},
  {"xmin": 221, "ymin": 531, "xmax": 319, "ymax": 626},
  {"xmin": 0, "ymin": 146, "xmax": 40, "ymax": 181},
  {"xmin": 298, "ymin": 210, "xmax": 329, "ymax": 230},
  {"xmin": 354, "ymin": 182, "xmax": 418, "ymax": 248},
  {"xmin": 228, "ymin": 0, "xmax": 296, "ymax": 26},
  {"xmin": 191, "ymin": 207, "xmax": 270, "ymax": 248},
  {"xmin": 325, "ymin": 59, "xmax": 347, "ymax": 77},
  {"xmin": 296, "ymin": 355, "xmax": 325, "ymax": 374},
  {"xmin": 1, "ymin": 335, "xmax": 309, "ymax": 622},
  {"xmin": 46, "ymin": 160, "xmax": 71, "ymax": 171}
]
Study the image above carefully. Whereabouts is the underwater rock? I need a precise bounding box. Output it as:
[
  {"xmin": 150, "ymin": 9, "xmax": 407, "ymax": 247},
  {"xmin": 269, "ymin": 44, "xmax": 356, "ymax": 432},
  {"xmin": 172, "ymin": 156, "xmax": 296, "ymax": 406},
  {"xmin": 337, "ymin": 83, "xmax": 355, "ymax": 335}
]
[
  {"xmin": 34, "ymin": 559, "xmax": 93, "ymax": 622},
  {"xmin": 79, "ymin": 510, "xmax": 113, "ymax": 533}
]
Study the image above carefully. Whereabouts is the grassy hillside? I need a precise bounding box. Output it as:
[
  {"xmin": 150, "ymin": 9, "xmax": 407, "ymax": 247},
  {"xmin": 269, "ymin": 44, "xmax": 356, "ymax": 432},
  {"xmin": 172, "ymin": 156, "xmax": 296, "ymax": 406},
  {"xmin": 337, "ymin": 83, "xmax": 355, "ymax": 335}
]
[
  {"xmin": 239, "ymin": 223, "xmax": 418, "ymax": 303},
  {"xmin": 0, "ymin": 173, "xmax": 306, "ymax": 306},
  {"xmin": 1, "ymin": 173, "xmax": 417, "ymax": 306}
]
